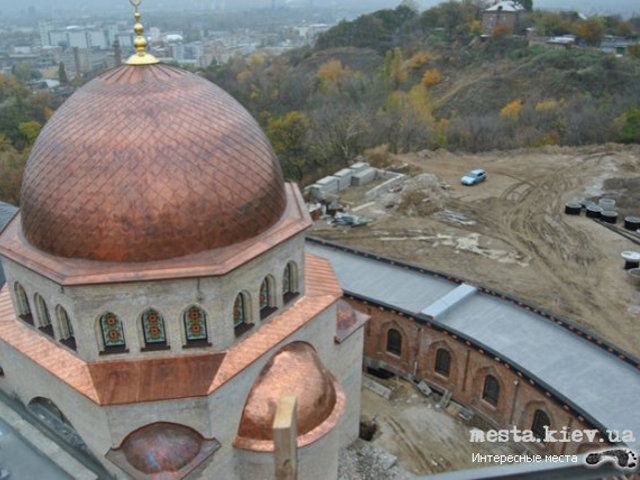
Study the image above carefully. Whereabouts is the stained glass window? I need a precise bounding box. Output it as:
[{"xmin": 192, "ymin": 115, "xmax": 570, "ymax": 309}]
[
  {"xmin": 100, "ymin": 312, "xmax": 125, "ymax": 349},
  {"xmin": 184, "ymin": 306, "xmax": 207, "ymax": 342},
  {"xmin": 259, "ymin": 279, "xmax": 270, "ymax": 311},
  {"xmin": 234, "ymin": 294, "xmax": 246, "ymax": 327},
  {"xmin": 142, "ymin": 309, "xmax": 167, "ymax": 345}
]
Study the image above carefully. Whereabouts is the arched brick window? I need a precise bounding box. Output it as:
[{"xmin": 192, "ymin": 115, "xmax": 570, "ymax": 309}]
[
  {"xmin": 141, "ymin": 308, "xmax": 168, "ymax": 349},
  {"xmin": 532, "ymin": 409, "xmax": 550, "ymax": 440},
  {"xmin": 386, "ymin": 328, "xmax": 402, "ymax": 356},
  {"xmin": 99, "ymin": 312, "xmax": 126, "ymax": 353},
  {"xmin": 482, "ymin": 375, "xmax": 500, "ymax": 406},
  {"xmin": 435, "ymin": 348, "xmax": 451, "ymax": 377}
]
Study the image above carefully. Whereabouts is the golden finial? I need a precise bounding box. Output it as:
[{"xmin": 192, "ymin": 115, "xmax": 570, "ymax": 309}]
[{"xmin": 126, "ymin": 0, "xmax": 159, "ymax": 66}]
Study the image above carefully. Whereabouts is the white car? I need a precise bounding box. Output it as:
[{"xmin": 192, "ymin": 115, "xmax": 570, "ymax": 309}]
[{"xmin": 461, "ymin": 169, "xmax": 487, "ymax": 186}]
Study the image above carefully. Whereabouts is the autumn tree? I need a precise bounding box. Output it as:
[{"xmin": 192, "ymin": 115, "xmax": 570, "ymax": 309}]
[
  {"xmin": 266, "ymin": 111, "xmax": 310, "ymax": 180},
  {"xmin": 576, "ymin": 18, "xmax": 605, "ymax": 46},
  {"xmin": 382, "ymin": 47, "xmax": 407, "ymax": 90},
  {"xmin": 316, "ymin": 59, "xmax": 352, "ymax": 93},
  {"xmin": 500, "ymin": 99, "xmax": 522, "ymax": 119},
  {"xmin": 422, "ymin": 68, "xmax": 442, "ymax": 87}
]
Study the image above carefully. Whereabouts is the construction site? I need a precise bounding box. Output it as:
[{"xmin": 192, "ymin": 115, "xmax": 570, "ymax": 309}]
[{"xmin": 311, "ymin": 144, "xmax": 640, "ymax": 358}]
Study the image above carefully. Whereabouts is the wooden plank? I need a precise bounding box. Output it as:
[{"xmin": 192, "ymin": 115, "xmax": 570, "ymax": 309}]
[{"xmin": 273, "ymin": 395, "xmax": 298, "ymax": 480}]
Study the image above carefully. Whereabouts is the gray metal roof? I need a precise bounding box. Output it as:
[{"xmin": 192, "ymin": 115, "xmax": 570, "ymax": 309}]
[
  {"xmin": 307, "ymin": 241, "xmax": 640, "ymax": 450},
  {"xmin": 0, "ymin": 201, "xmax": 18, "ymax": 287}
]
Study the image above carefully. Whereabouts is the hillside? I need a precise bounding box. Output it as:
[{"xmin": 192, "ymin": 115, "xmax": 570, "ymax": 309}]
[{"xmin": 201, "ymin": 3, "xmax": 640, "ymax": 184}]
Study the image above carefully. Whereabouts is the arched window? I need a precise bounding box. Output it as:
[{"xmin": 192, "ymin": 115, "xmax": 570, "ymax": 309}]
[
  {"xmin": 259, "ymin": 277, "xmax": 276, "ymax": 319},
  {"xmin": 386, "ymin": 328, "xmax": 402, "ymax": 356},
  {"xmin": 99, "ymin": 312, "xmax": 126, "ymax": 353},
  {"xmin": 531, "ymin": 409, "xmax": 551, "ymax": 440},
  {"xmin": 56, "ymin": 306, "xmax": 76, "ymax": 351},
  {"xmin": 283, "ymin": 262, "xmax": 299, "ymax": 304},
  {"xmin": 435, "ymin": 348, "xmax": 451, "ymax": 377},
  {"xmin": 141, "ymin": 309, "xmax": 168, "ymax": 350},
  {"xmin": 234, "ymin": 293, "xmax": 253, "ymax": 337},
  {"xmin": 34, "ymin": 294, "xmax": 53, "ymax": 338},
  {"xmin": 14, "ymin": 283, "xmax": 33, "ymax": 325},
  {"xmin": 183, "ymin": 306, "xmax": 208, "ymax": 346},
  {"xmin": 482, "ymin": 375, "xmax": 500, "ymax": 406}
]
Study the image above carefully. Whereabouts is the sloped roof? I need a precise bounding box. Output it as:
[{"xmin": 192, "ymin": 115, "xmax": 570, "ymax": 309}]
[{"xmin": 485, "ymin": 1, "xmax": 526, "ymax": 12}]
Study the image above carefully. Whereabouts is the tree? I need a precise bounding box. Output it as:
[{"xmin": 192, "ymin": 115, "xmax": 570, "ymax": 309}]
[
  {"xmin": 500, "ymin": 99, "xmax": 522, "ymax": 119},
  {"xmin": 58, "ymin": 62, "xmax": 69, "ymax": 85},
  {"xmin": 383, "ymin": 47, "xmax": 407, "ymax": 90},
  {"xmin": 470, "ymin": 19, "xmax": 483, "ymax": 36},
  {"xmin": 266, "ymin": 112, "xmax": 310, "ymax": 180},
  {"xmin": 18, "ymin": 121, "xmax": 41, "ymax": 145},
  {"xmin": 316, "ymin": 60, "xmax": 352, "ymax": 92},
  {"xmin": 520, "ymin": 0, "xmax": 533, "ymax": 12},
  {"xmin": 0, "ymin": 140, "xmax": 27, "ymax": 205},
  {"xmin": 576, "ymin": 18, "xmax": 605, "ymax": 46},
  {"xmin": 422, "ymin": 68, "xmax": 442, "ymax": 87},
  {"xmin": 619, "ymin": 108, "xmax": 640, "ymax": 144}
]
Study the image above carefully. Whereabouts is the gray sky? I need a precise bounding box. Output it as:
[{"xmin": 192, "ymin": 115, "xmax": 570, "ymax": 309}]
[{"xmin": 1, "ymin": 0, "xmax": 638, "ymax": 17}]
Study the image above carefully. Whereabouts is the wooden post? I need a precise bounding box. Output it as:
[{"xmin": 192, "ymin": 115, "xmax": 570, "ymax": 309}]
[{"xmin": 273, "ymin": 395, "xmax": 298, "ymax": 480}]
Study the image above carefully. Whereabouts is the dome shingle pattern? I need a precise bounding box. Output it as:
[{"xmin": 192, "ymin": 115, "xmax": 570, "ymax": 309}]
[{"xmin": 20, "ymin": 63, "xmax": 286, "ymax": 262}]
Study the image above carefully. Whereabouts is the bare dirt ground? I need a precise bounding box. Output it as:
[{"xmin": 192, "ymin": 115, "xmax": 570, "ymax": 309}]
[
  {"xmin": 357, "ymin": 376, "xmax": 525, "ymax": 476},
  {"xmin": 312, "ymin": 144, "xmax": 640, "ymax": 357}
]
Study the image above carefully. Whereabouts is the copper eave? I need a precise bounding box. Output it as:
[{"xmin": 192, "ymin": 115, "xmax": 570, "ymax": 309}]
[{"xmin": 0, "ymin": 183, "xmax": 310, "ymax": 286}]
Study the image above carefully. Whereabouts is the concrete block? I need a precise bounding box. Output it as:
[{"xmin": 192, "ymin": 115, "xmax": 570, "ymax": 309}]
[
  {"xmin": 362, "ymin": 376, "xmax": 392, "ymax": 400},
  {"xmin": 351, "ymin": 168, "xmax": 377, "ymax": 187}
]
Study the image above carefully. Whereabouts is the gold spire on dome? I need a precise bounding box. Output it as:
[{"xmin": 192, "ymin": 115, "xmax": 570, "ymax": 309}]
[{"xmin": 126, "ymin": 0, "xmax": 159, "ymax": 65}]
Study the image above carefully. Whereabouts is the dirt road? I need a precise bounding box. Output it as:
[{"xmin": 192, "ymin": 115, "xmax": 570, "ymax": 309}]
[{"xmin": 312, "ymin": 145, "xmax": 640, "ymax": 357}]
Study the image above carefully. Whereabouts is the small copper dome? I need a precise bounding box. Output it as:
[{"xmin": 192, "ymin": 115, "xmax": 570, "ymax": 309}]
[
  {"xmin": 237, "ymin": 343, "xmax": 338, "ymax": 442},
  {"xmin": 121, "ymin": 423, "xmax": 203, "ymax": 474},
  {"xmin": 20, "ymin": 63, "xmax": 286, "ymax": 262}
]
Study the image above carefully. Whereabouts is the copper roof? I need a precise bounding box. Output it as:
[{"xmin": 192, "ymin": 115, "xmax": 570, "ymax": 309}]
[
  {"xmin": 236, "ymin": 343, "xmax": 337, "ymax": 441},
  {"xmin": 234, "ymin": 342, "xmax": 345, "ymax": 452},
  {"xmin": 20, "ymin": 63, "xmax": 286, "ymax": 263},
  {"xmin": 0, "ymin": 184, "xmax": 310, "ymax": 286},
  {"xmin": 0, "ymin": 254, "xmax": 343, "ymax": 406},
  {"xmin": 105, "ymin": 422, "xmax": 220, "ymax": 480}
]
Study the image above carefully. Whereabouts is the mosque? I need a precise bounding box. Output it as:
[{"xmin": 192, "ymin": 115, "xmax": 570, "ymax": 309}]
[{"xmin": 0, "ymin": 3, "xmax": 366, "ymax": 479}]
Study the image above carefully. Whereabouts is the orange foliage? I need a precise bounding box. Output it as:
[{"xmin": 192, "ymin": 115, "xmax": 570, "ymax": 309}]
[{"xmin": 422, "ymin": 68, "xmax": 442, "ymax": 88}]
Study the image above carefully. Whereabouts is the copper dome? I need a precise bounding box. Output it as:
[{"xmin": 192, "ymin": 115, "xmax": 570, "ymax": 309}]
[
  {"xmin": 107, "ymin": 422, "xmax": 220, "ymax": 478},
  {"xmin": 237, "ymin": 342, "xmax": 338, "ymax": 443},
  {"xmin": 20, "ymin": 63, "xmax": 286, "ymax": 262}
]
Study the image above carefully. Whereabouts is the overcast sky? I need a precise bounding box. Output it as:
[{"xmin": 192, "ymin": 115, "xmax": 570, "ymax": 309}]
[{"xmin": 1, "ymin": 0, "xmax": 637, "ymax": 17}]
